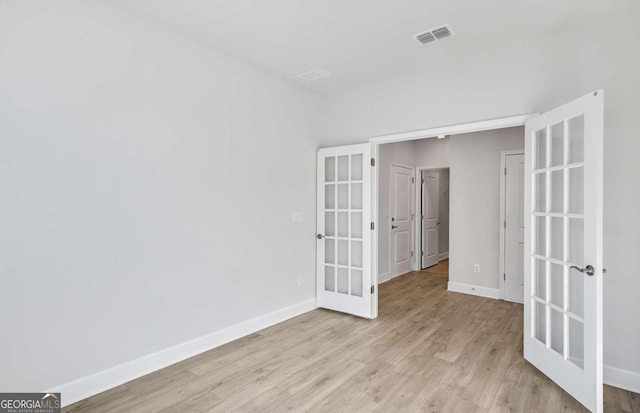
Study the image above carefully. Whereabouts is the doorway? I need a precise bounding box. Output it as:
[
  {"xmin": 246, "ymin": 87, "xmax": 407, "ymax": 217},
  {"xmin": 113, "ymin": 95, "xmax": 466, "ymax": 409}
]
[
  {"xmin": 317, "ymin": 92, "xmax": 606, "ymax": 412},
  {"xmin": 420, "ymin": 168, "xmax": 450, "ymax": 269},
  {"xmin": 500, "ymin": 150, "xmax": 525, "ymax": 303}
]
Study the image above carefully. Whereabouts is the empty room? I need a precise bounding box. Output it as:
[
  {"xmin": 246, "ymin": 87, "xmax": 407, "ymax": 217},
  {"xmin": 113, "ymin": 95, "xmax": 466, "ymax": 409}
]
[{"xmin": 1, "ymin": 1, "xmax": 639, "ymax": 413}]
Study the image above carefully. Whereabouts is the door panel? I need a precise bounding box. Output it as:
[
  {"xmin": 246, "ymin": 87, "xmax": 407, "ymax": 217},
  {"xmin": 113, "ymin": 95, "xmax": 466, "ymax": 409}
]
[
  {"xmin": 317, "ymin": 144, "xmax": 372, "ymax": 318},
  {"xmin": 390, "ymin": 165, "xmax": 414, "ymax": 277},
  {"xmin": 422, "ymin": 171, "xmax": 439, "ymax": 268},
  {"xmin": 524, "ymin": 91, "xmax": 604, "ymax": 412},
  {"xmin": 505, "ymin": 153, "xmax": 525, "ymax": 302}
]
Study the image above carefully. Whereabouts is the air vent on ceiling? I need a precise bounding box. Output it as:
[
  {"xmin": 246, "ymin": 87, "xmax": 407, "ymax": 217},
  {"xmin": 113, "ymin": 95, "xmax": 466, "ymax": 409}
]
[
  {"xmin": 415, "ymin": 24, "xmax": 455, "ymax": 45},
  {"xmin": 293, "ymin": 68, "xmax": 331, "ymax": 83}
]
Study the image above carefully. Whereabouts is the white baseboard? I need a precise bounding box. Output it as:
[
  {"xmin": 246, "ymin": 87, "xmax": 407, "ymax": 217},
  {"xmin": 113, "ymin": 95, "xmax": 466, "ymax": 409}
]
[
  {"xmin": 446, "ymin": 282, "xmax": 640, "ymax": 393},
  {"xmin": 438, "ymin": 252, "xmax": 449, "ymax": 261},
  {"xmin": 51, "ymin": 298, "xmax": 317, "ymax": 407},
  {"xmin": 604, "ymin": 364, "xmax": 640, "ymax": 393},
  {"xmin": 378, "ymin": 272, "xmax": 392, "ymax": 284},
  {"xmin": 447, "ymin": 281, "xmax": 500, "ymax": 300}
]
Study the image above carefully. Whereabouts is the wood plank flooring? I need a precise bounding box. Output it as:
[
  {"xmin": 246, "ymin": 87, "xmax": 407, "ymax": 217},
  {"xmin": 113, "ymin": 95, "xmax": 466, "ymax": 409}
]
[{"xmin": 65, "ymin": 260, "xmax": 639, "ymax": 412}]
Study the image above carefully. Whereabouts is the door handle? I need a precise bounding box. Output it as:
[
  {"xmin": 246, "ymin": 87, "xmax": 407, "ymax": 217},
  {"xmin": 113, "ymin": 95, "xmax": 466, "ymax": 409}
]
[
  {"xmin": 570, "ymin": 265, "xmax": 594, "ymax": 276},
  {"xmin": 391, "ymin": 225, "xmax": 398, "ymax": 229},
  {"xmin": 317, "ymin": 234, "xmax": 325, "ymax": 239},
  {"xmin": 570, "ymin": 265, "xmax": 607, "ymax": 276}
]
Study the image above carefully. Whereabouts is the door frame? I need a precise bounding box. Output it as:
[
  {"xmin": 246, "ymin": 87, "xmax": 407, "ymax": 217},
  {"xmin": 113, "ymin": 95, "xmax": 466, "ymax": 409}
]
[
  {"xmin": 388, "ymin": 163, "xmax": 416, "ymax": 279},
  {"xmin": 415, "ymin": 164, "xmax": 450, "ymax": 270},
  {"xmin": 370, "ymin": 114, "xmax": 537, "ymax": 318},
  {"xmin": 499, "ymin": 149, "xmax": 525, "ymax": 301}
]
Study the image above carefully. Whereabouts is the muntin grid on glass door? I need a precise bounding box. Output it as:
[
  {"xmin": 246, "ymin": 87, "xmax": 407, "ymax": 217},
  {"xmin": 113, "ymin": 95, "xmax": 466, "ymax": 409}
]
[
  {"xmin": 324, "ymin": 154, "xmax": 364, "ymax": 297},
  {"xmin": 531, "ymin": 115, "xmax": 586, "ymax": 369}
]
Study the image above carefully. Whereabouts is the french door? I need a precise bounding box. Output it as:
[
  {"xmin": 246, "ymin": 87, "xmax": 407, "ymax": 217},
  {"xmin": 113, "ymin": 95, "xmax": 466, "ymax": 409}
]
[
  {"xmin": 524, "ymin": 90, "xmax": 604, "ymax": 412},
  {"xmin": 316, "ymin": 143, "xmax": 373, "ymax": 318}
]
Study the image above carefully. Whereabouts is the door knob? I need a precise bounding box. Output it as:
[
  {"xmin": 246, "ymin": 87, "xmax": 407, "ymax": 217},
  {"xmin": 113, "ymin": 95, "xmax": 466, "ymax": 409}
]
[
  {"xmin": 317, "ymin": 234, "xmax": 325, "ymax": 239},
  {"xmin": 391, "ymin": 225, "xmax": 398, "ymax": 229},
  {"xmin": 569, "ymin": 265, "xmax": 607, "ymax": 276}
]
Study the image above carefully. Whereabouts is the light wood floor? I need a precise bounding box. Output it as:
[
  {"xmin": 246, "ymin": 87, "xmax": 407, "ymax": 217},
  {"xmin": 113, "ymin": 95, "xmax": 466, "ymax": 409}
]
[{"xmin": 65, "ymin": 260, "xmax": 639, "ymax": 412}]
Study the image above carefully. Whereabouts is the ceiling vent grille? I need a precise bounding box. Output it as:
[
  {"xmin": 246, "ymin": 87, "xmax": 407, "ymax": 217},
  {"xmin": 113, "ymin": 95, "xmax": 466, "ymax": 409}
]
[
  {"xmin": 293, "ymin": 68, "xmax": 331, "ymax": 83},
  {"xmin": 415, "ymin": 24, "xmax": 455, "ymax": 45}
]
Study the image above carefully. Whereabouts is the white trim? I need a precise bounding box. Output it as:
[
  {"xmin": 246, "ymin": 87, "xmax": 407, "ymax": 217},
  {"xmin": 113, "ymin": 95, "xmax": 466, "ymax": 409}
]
[
  {"xmin": 447, "ymin": 281, "xmax": 500, "ymax": 300},
  {"xmin": 604, "ymin": 364, "xmax": 640, "ymax": 394},
  {"xmin": 371, "ymin": 114, "xmax": 535, "ymax": 318},
  {"xmin": 499, "ymin": 150, "xmax": 524, "ymax": 301},
  {"xmin": 369, "ymin": 114, "xmax": 537, "ymax": 144},
  {"xmin": 371, "ymin": 142, "xmax": 379, "ymax": 318},
  {"xmin": 51, "ymin": 299, "xmax": 316, "ymax": 407},
  {"xmin": 378, "ymin": 272, "xmax": 392, "ymax": 284},
  {"xmin": 438, "ymin": 252, "xmax": 449, "ymax": 261}
]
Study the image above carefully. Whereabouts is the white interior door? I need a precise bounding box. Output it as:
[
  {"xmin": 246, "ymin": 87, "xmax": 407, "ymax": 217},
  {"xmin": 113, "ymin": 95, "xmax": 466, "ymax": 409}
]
[
  {"xmin": 421, "ymin": 171, "xmax": 439, "ymax": 269},
  {"xmin": 390, "ymin": 165, "xmax": 414, "ymax": 277},
  {"xmin": 317, "ymin": 143, "xmax": 372, "ymax": 318},
  {"xmin": 524, "ymin": 90, "xmax": 604, "ymax": 412},
  {"xmin": 504, "ymin": 154, "xmax": 525, "ymax": 302}
]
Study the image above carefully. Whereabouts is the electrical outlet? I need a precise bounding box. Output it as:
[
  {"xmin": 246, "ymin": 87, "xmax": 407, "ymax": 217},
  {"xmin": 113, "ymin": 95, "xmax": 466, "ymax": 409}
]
[
  {"xmin": 292, "ymin": 212, "xmax": 304, "ymax": 223},
  {"xmin": 473, "ymin": 264, "xmax": 480, "ymax": 274}
]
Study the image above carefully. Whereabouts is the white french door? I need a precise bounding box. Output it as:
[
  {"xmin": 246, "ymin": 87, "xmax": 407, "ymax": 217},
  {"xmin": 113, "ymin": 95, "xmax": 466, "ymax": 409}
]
[
  {"xmin": 524, "ymin": 91, "xmax": 604, "ymax": 412},
  {"xmin": 316, "ymin": 143, "xmax": 372, "ymax": 318}
]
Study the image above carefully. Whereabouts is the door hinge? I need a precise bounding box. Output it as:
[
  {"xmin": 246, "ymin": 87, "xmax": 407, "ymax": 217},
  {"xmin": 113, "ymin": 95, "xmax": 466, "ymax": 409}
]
[
  {"xmin": 504, "ymin": 167, "xmax": 507, "ymax": 175},
  {"xmin": 422, "ymin": 250, "xmax": 424, "ymax": 256},
  {"xmin": 412, "ymin": 177, "xmax": 415, "ymax": 183},
  {"xmin": 371, "ymin": 158, "xmax": 375, "ymax": 167},
  {"xmin": 503, "ymin": 273, "xmax": 506, "ymax": 280},
  {"xmin": 422, "ymin": 178, "xmax": 424, "ymax": 184},
  {"xmin": 371, "ymin": 222, "xmax": 375, "ymax": 230},
  {"xmin": 411, "ymin": 213, "xmax": 414, "ymax": 221},
  {"xmin": 371, "ymin": 285, "xmax": 375, "ymax": 294},
  {"xmin": 411, "ymin": 251, "xmax": 414, "ymax": 257},
  {"xmin": 504, "ymin": 220, "xmax": 506, "ymax": 228}
]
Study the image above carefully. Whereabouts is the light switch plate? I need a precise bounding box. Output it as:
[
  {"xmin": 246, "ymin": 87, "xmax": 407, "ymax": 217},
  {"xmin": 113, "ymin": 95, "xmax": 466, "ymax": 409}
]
[{"xmin": 292, "ymin": 212, "xmax": 304, "ymax": 223}]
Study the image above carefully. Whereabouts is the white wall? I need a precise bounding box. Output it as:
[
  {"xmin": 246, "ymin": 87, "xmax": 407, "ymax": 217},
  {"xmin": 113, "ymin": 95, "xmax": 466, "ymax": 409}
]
[
  {"xmin": 449, "ymin": 128, "xmax": 523, "ymax": 289},
  {"xmin": 0, "ymin": 0, "xmax": 322, "ymax": 395},
  {"xmin": 324, "ymin": 7, "xmax": 640, "ymax": 385},
  {"xmin": 414, "ymin": 137, "xmax": 451, "ymax": 169}
]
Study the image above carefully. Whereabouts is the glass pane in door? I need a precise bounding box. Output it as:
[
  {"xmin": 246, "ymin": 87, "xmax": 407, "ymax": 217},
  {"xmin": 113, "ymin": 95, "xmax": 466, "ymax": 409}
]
[{"xmin": 529, "ymin": 115, "xmax": 586, "ymax": 371}]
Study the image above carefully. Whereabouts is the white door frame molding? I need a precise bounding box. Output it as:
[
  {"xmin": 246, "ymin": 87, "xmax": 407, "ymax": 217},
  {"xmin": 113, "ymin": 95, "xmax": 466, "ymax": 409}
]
[
  {"xmin": 499, "ymin": 149, "xmax": 525, "ymax": 301},
  {"xmin": 415, "ymin": 164, "xmax": 450, "ymax": 271},
  {"xmin": 370, "ymin": 113, "xmax": 538, "ymax": 318},
  {"xmin": 389, "ymin": 163, "xmax": 416, "ymax": 279}
]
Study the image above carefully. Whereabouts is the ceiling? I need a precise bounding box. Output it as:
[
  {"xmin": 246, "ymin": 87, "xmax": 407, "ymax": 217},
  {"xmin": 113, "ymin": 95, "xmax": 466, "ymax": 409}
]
[{"xmin": 104, "ymin": 0, "xmax": 628, "ymax": 94}]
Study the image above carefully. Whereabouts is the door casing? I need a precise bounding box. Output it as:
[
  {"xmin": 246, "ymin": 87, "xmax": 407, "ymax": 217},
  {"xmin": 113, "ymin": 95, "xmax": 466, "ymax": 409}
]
[
  {"xmin": 499, "ymin": 149, "xmax": 525, "ymax": 301},
  {"xmin": 370, "ymin": 114, "xmax": 537, "ymax": 318}
]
